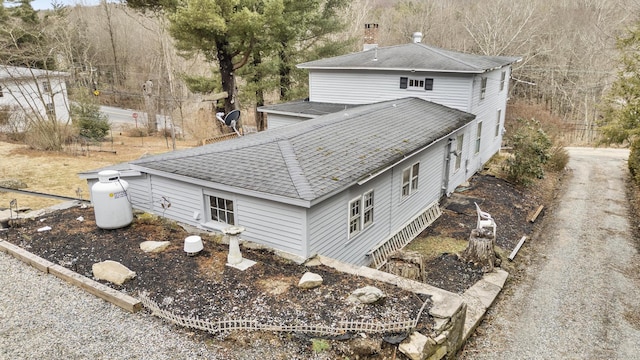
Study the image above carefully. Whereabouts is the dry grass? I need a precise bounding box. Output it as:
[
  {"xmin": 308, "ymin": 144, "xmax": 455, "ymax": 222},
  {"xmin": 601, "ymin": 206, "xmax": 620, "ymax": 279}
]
[
  {"xmin": 0, "ymin": 133, "xmax": 195, "ymax": 211},
  {"xmin": 404, "ymin": 235, "xmax": 469, "ymax": 262}
]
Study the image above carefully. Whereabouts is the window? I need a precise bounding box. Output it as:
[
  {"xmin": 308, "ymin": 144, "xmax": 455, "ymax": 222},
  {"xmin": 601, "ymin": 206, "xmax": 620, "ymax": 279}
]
[
  {"xmin": 208, "ymin": 195, "xmax": 235, "ymax": 225},
  {"xmin": 455, "ymin": 134, "xmax": 464, "ymax": 171},
  {"xmin": 348, "ymin": 190, "xmax": 374, "ymax": 239},
  {"xmin": 402, "ymin": 162, "xmax": 420, "ymax": 198},
  {"xmin": 495, "ymin": 109, "xmax": 502, "ymax": 137},
  {"xmin": 500, "ymin": 71, "xmax": 506, "ymax": 91},
  {"xmin": 400, "ymin": 77, "xmax": 434, "ymax": 91},
  {"xmin": 480, "ymin": 77, "xmax": 487, "ymax": 100},
  {"xmin": 475, "ymin": 122, "xmax": 482, "ymax": 154},
  {"xmin": 0, "ymin": 85, "xmax": 3, "ymax": 97},
  {"xmin": 45, "ymin": 103, "xmax": 55, "ymax": 115},
  {"xmin": 42, "ymin": 81, "xmax": 51, "ymax": 93}
]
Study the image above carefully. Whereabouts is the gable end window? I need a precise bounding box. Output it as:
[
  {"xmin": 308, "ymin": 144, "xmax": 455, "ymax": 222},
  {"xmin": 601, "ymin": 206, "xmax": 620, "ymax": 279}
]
[
  {"xmin": 348, "ymin": 190, "xmax": 374, "ymax": 239},
  {"xmin": 401, "ymin": 162, "xmax": 420, "ymax": 198},
  {"xmin": 400, "ymin": 77, "xmax": 434, "ymax": 91},
  {"xmin": 480, "ymin": 77, "xmax": 487, "ymax": 100},
  {"xmin": 207, "ymin": 195, "xmax": 235, "ymax": 225}
]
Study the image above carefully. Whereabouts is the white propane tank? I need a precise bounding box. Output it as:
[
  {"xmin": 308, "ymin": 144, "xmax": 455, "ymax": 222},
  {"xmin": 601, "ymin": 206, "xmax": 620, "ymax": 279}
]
[{"xmin": 92, "ymin": 170, "xmax": 133, "ymax": 229}]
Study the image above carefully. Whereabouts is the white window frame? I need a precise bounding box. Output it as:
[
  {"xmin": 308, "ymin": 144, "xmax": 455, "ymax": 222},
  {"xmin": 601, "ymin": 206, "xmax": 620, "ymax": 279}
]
[
  {"xmin": 0, "ymin": 85, "xmax": 3, "ymax": 97},
  {"xmin": 480, "ymin": 77, "xmax": 487, "ymax": 100},
  {"xmin": 401, "ymin": 162, "xmax": 420, "ymax": 198},
  {"xmin": 42, "ymin": 81, "xmax": 51, "ymax": 93},
  {"xmin": 400, "ymin": 77, "xmax": 434, "ymax": 91},
  {"xmin": 348, "ymin": 190, "xmax": 374, "ymax": 240},
  {"xmin": 455, "ymin": 134, "xmax": 464, "ymax": 171},
  {"xmin": 495, "ymin": 109, "xmax": 502, "ymax": 138},
  {"xmin": 205, "ymin": 194, "xmax": 236, "ymax": 229},
  {"xmin": 500, "ymin": 71, "xmax": 506, "ymax": 91},
  {"xmin": 475, "ymin": 122, "xmax": 482, "ymax": 154}
]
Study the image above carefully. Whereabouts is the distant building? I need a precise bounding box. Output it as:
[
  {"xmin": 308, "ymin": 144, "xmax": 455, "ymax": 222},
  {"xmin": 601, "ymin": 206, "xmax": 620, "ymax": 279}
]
[{"xmin": 0, "ymin": 66, "xmax": 70, "ymax": 131}]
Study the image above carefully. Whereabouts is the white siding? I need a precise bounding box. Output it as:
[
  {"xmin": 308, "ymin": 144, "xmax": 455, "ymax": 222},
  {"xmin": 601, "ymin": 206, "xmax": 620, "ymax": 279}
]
[
  {"xmin": 267, "ymin": 113, "xmax": 309, "ymax": 129},
  {"xmin": 235, "ymin": 196, "xmax": 306, "ymax": 256},
  {"xmin": 389, "ymin": 144, "xmax": 445, "ymax": 231},
  {"xmin": 466, "ymin": 68, "xmax": 510, "ymax": 174},
  {"xmin": 307, "ymin": 138, "xmax": 450, "ymax": 266},
  {"xmin": 308, "ymin": 172, "xmax": 392, "ymax": 265},
  {"xmin": 116, "ymin": 174, "xmax": 307, "ymax": 258},
  {"xmin": 444, "ymin": 124, "xmax": 475, "ymax": 194},
  {"xmin": 308, "ymin": 70, "xmax": 472, "ymax": 112},
  {"xmin": 0, "ymin": 76, "xmax": 70, "ymax": 125}
]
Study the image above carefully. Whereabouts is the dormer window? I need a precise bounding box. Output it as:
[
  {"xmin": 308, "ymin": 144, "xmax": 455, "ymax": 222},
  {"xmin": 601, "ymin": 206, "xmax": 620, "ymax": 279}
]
[{"xmin": 400, "ymin": 77, "xmax": 434, "ymax": 91}]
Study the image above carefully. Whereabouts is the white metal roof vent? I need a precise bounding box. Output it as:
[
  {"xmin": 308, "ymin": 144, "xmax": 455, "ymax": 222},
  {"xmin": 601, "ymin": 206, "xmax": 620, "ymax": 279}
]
[
  {"xmin": 184, "ymin": 235, "xmax": 204, "ymax": 256},
  {"xmin": 412, "ymin": 32, "xmax": 423, "ymax": 43}
]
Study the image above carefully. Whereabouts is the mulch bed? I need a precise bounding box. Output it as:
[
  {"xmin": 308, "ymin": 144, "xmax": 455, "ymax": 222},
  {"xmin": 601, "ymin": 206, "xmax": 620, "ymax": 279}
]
[{"xmin": 3, "ymin": 205, "xmax": 433, "ymax": 339}]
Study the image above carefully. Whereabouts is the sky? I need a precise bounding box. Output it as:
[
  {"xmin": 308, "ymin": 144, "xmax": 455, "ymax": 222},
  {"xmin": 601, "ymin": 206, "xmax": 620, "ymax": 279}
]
[{"xmin": 28, "ymin": 0, "xmax": 101, "ymax": 10}]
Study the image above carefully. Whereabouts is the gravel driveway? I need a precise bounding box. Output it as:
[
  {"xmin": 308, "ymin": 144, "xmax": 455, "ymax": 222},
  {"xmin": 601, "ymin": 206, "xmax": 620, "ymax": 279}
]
[
  {"xmin": 459, "ymin": 147, "xmax": 640, "ymax": 359},
  {"xmin": 0, "ymin": 251, "xmax": 224, "ymax": 359}
]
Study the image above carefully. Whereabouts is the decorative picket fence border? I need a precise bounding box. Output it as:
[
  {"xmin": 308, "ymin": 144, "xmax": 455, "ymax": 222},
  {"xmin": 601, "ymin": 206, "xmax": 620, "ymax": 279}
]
[{"xmin": 139, "ymin": 294, "xmax": 429, "ymax": 336}]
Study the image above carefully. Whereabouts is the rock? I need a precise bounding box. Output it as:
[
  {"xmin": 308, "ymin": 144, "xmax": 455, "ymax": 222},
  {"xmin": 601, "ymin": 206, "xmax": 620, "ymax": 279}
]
[
  {"xmin": 92, "ymin": 260, "xmax": 136, "ymax": 285},
  {"xmin": 347, "ymin": 285, "xmax": 386, "ymax": 304},
  {"xmin": 399, "ymin": 331, "xmax": 436, "ymax": 360},
  {"xmin": 140, "ymin": 241, "xmax": 171, "ymax": 253},
  {"xmin": 298, "ymin": 271, "xmax": 323, "ymax": 289}
]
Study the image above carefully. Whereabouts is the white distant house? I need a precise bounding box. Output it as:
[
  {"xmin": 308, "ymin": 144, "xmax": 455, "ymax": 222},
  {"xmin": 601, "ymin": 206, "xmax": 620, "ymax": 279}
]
[
  {"xmin": 80, "ymin": 30, "xmax": 520, "ymax": 267},
  {"xmin": 0, "ymin": 66, "xmax": 70, "ymax": 131}
]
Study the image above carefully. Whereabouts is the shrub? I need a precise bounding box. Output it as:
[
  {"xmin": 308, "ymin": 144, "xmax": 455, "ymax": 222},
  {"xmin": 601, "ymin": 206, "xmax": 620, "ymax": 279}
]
[
  {"xmin": 71, "ymin": 97, "xmax": 110, "ymax": 141},
  {"xmin": 629, "ymin": 139, "xmax": 640, "ymax": 183},
  {"xmin": 545, "ymin": 144, "xmax": 570, "ymax": 172},
  {"xmin": 503, "ymin": 118, "xmax": 552, "ymax": 186}
]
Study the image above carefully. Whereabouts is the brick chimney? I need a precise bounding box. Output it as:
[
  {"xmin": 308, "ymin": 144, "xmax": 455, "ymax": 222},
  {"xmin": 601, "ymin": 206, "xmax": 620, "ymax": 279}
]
[{"xmin": 363, "ymin": 23, "xmax": 379, "ymax": 51}]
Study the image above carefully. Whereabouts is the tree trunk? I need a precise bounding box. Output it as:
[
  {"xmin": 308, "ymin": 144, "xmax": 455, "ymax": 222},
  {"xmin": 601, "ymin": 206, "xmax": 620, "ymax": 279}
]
[
  {"xmin": 216, "ymin": 39, "xmax": 237, "ymax": 114},
  {"xmin": 460, "ymin": 228, "xmax": 496, "ymax": 272}
]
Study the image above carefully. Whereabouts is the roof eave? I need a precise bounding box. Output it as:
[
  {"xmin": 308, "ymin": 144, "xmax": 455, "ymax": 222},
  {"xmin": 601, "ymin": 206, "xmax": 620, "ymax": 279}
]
[
  {"xmin": 128, "ymin": 164, "xmax": 313, "ymax": 208},
  {"xmin": 297, "ymin": 65, "xmax": 486, "ymax": 74}
]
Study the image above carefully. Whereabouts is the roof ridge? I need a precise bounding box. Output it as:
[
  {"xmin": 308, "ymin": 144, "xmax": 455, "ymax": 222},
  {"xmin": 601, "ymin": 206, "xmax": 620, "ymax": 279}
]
[
  {"xmin": 277, "ymin": 140, "xmax": 316, "ymax": 200},
  {"xmin": 414, "ymin": 43, "xmax": 481, "ymax": 71}
]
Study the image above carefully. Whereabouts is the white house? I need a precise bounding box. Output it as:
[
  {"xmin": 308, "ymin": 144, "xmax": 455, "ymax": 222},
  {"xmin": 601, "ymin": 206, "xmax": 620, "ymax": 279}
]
[
  {"xmin": 81, "ymin": 34, "xmax": 520, "ymax": 267},
  {"xmin": 0, "ymin": 66, "xmax": 70, "ymax": 131},
  {"xmin": 259, "ymin": 31, "xmax": 521, "ymax": 182}
]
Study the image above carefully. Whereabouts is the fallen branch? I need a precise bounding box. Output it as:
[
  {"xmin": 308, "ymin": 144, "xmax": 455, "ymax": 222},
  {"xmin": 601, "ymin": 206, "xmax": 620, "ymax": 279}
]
[{"xmin": 508, "ymin": 236, "xmax": 527, "ymax": 261}]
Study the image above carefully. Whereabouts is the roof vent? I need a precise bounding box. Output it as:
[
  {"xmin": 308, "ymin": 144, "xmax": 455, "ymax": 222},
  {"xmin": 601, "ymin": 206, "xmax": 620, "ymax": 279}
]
[{"xmin": 412, "ymin": 32, "xmax": 423, "ymax": 43}]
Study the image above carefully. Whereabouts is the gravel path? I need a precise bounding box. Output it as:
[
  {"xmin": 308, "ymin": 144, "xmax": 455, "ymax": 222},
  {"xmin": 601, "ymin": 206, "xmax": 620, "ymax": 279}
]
[
  {"xmin": 460, "ymin": 147, "xmax": 640, "ymax": 359},
  {"xmin": 0, "ymin": 250, "xmax": 225, "ymax": 360}
]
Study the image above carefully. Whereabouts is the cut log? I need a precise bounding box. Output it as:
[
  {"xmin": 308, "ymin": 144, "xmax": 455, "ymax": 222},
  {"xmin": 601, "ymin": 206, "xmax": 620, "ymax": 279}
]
[
  {"xmin": 384, "ymin": 251, "xmax": 425, "ymax": 282},
  {"xmin": 460, "ymin": 228, "xmax": 496, "ymax": 272},
  {"xmin": 529, "ymin": 205, "xmax": 544, "ymax": 223}
]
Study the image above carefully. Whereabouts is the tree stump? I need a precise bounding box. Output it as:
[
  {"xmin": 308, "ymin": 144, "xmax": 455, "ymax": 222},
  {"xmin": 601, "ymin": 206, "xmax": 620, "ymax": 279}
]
[
  {"xmin": 460, "ymin": 228, "xmax": 496, "ymax": 272},
  {"xmin": 384, "ymin": 251, "xmax": 425, "ymax": 282}
]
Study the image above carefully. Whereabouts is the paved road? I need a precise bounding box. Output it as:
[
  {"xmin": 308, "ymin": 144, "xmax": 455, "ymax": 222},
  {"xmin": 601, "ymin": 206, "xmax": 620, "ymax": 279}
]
[{"xmin": 460, "ymin": 147, "xmax": 640, "ymax": 359}]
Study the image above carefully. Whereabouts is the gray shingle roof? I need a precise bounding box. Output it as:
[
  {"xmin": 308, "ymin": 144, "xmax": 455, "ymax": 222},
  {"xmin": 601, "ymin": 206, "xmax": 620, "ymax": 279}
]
[
  {"xmin": 257, "ymin": 100, "xmax": 361, "ymax": 118},
  {"xmin": 297, "ymin": 43, "xmax": 521, "ymax": 73},
  {"xmin": 130, "ymin": 98, "xmax": 475, "ymax": 203}
]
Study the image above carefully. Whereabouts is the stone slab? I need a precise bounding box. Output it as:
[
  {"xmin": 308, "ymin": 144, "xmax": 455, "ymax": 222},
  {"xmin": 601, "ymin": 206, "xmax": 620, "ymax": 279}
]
[
  {"xmin": 49, "ymin": 264, "xmax": 142, "ymax": 313},
  {"xmin": 226, "ymin": 258, "xmax": 256, "ymax": 271}
]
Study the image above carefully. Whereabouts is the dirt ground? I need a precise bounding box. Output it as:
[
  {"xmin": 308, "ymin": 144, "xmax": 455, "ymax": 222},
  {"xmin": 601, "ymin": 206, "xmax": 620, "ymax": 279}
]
[{"xmin": 0, "ymin": 134, "xmax": 563, "ymax": 358}]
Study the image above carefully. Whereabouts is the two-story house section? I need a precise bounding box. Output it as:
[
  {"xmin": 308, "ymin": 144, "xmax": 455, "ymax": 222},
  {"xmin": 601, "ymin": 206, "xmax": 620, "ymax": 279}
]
[
  {"xmin": 0, "ymin": 66, "xmax": 71, "ymax": 131},
  {"xmin": 259, "ymin": 32, "xmax": 521, "ymax": 184}
]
